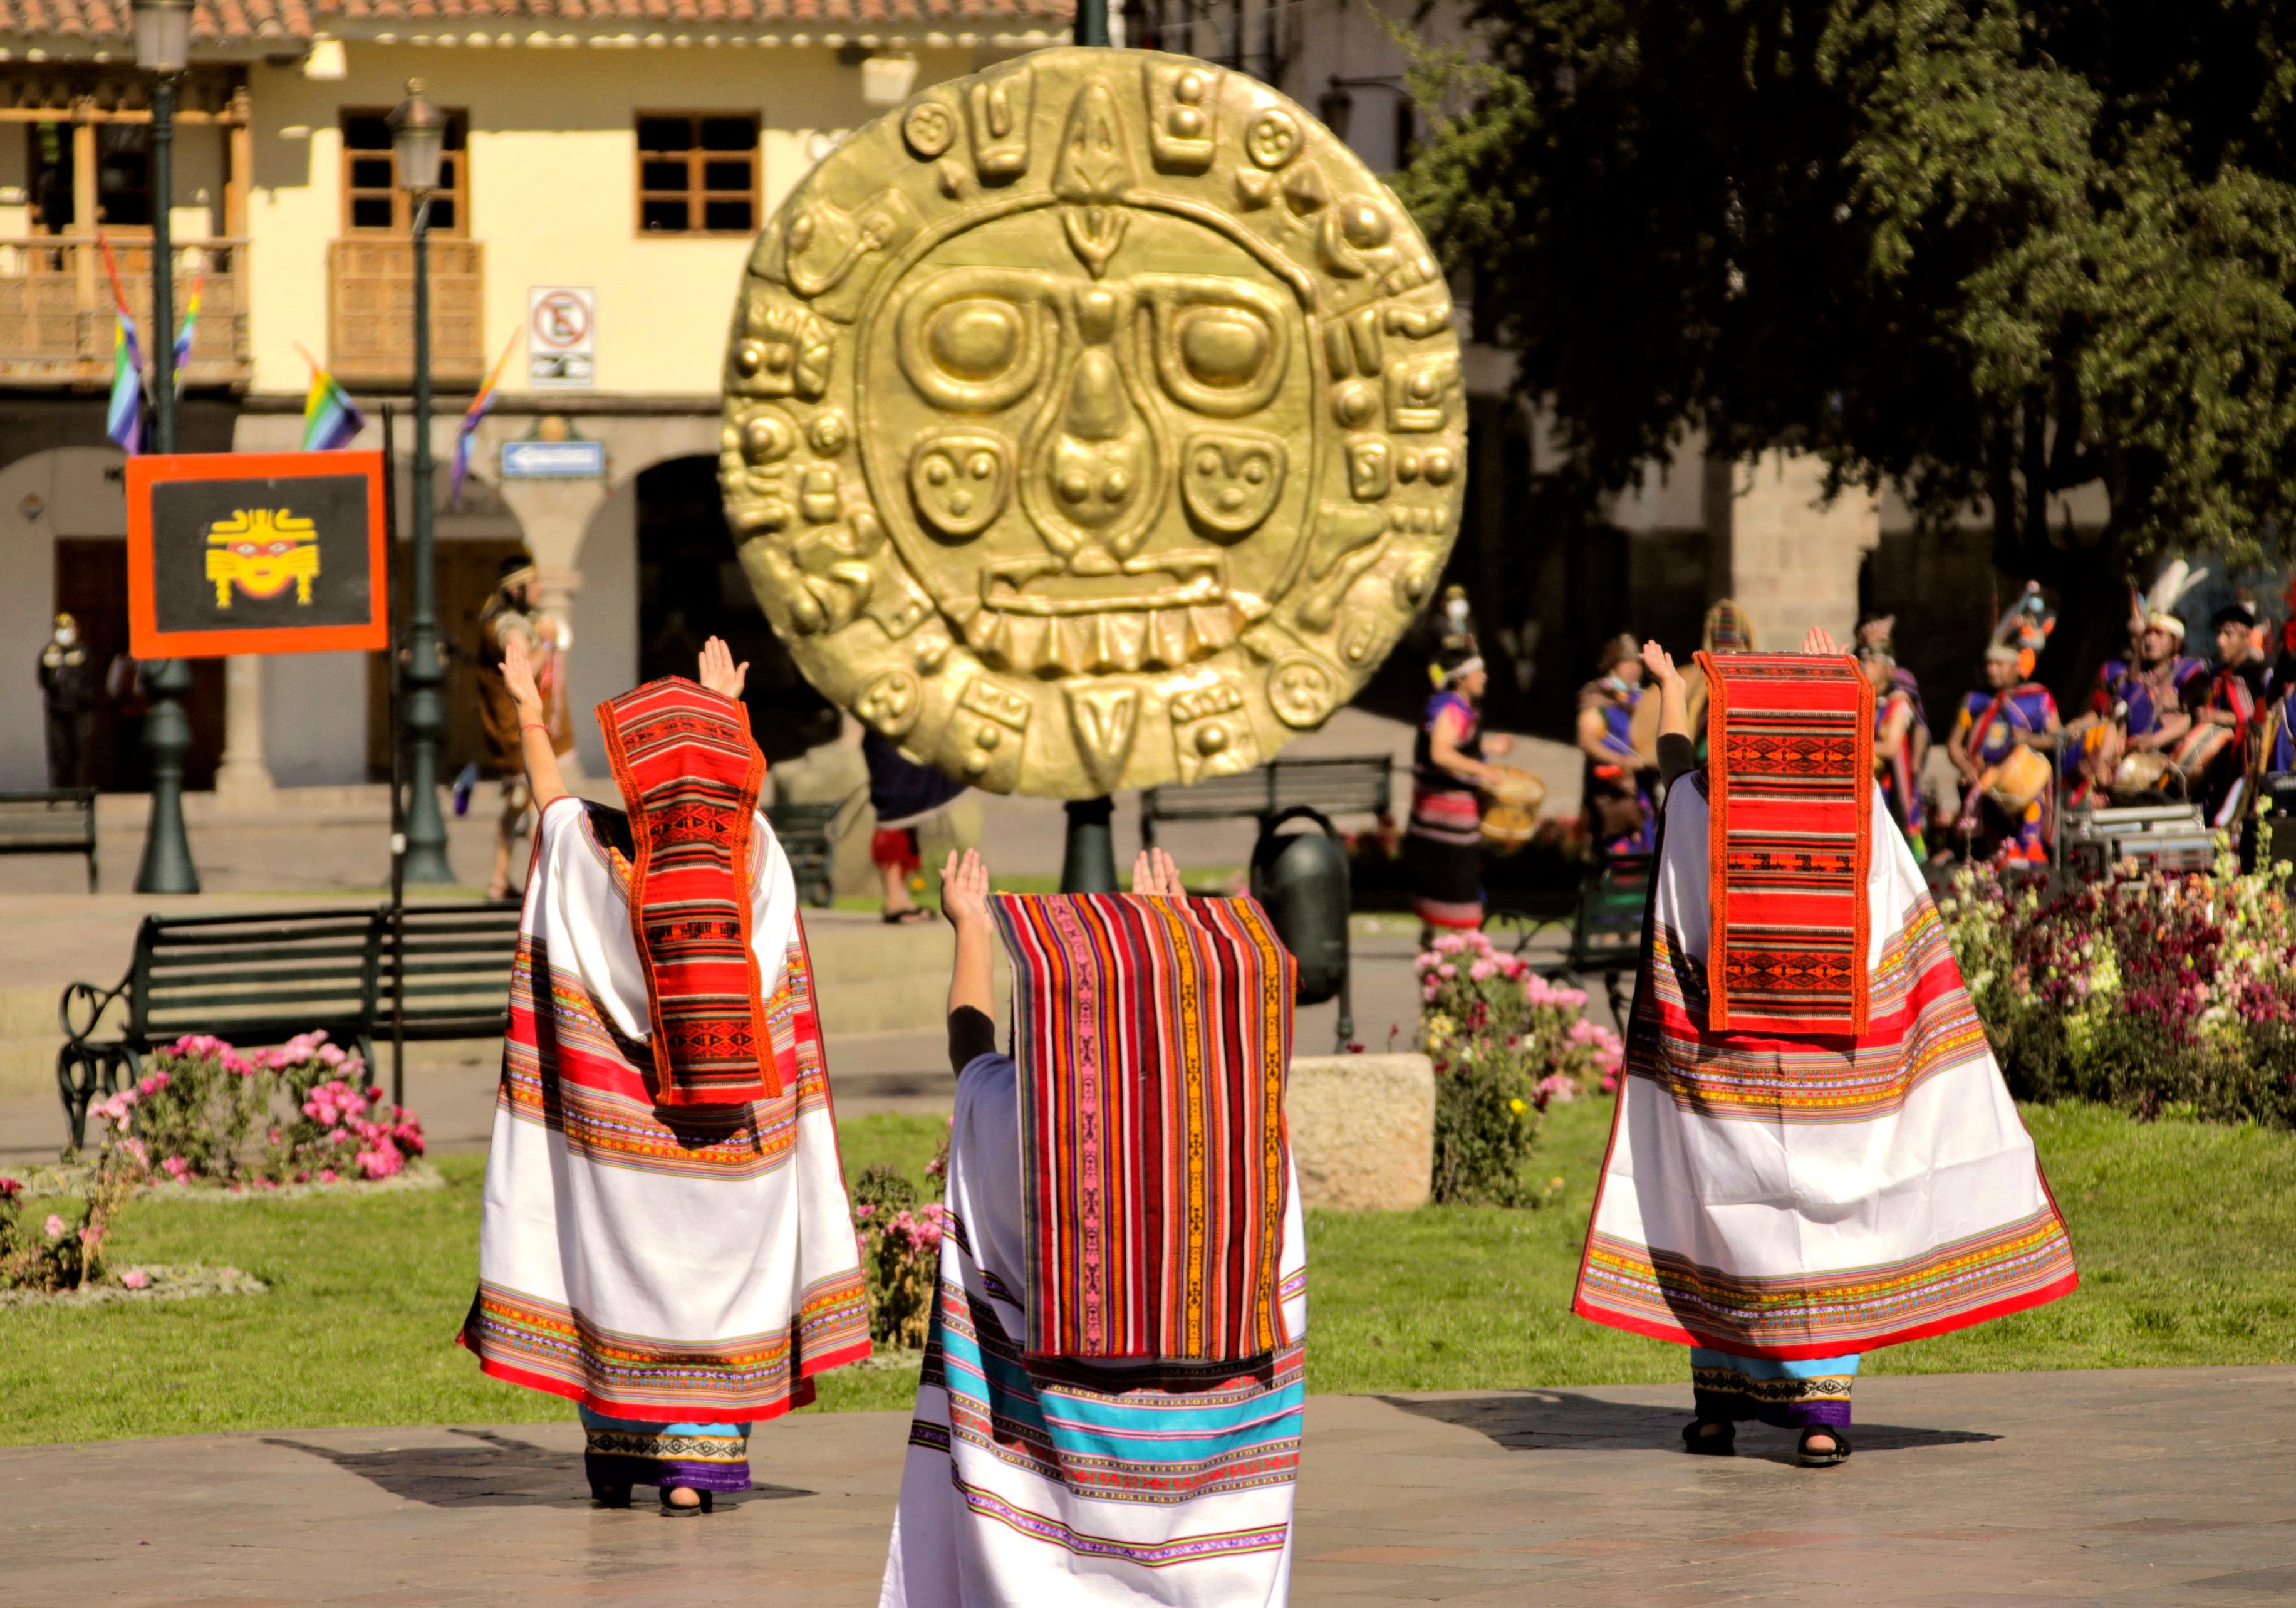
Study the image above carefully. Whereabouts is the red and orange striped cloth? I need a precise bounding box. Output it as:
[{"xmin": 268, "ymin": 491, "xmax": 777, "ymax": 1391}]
[
  {"xmin": 1696, "ymin": 650, "xmax": 1876, "ymax": 1037},
  {"xmin": 597, "ymin": 677, "xmax": 777, "ymax": 1107},
  {"xmin": 990, "ymin": 892, "xmax": 1294, "ymax": 1364}
]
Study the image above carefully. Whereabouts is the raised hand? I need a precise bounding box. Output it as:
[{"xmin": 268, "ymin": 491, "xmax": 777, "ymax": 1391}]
[
  {"xmin": 940, "ymin": 847, "xmax": 991, "ymax": 930},
  {"xmin": 1804, "ymin": 625, "xmax": 1842, "ymax": 657},
  {"xmin": 698, "ymin": 636, "xmax": 750, "ymax": 700},
  {"xmin": 1130, "ymin": 847, "xmax": 1185, "ymax": 897},
  {"xmin": 1640, "ymin": 639, "xmax": 1685, "ymax": 694},
  {"xmin": 502, "ymin": 632, "xmax": 543, "ymax": 721}
]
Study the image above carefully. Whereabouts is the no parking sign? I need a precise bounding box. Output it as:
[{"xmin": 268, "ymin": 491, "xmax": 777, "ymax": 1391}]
[{"xmin": 527, "ymin": 286, "xmax": 595, "ymax": 389}]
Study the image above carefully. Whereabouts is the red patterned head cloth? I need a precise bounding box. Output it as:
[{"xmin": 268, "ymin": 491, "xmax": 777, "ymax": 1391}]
[
  {"xmin": 1694, "ymin": 650, "xmax": 1876, "ymax": 1037},
  {"xmin": 989, "ymin": 892, "xmax": 1294, "ymax": 1364},
  {"xmin": 596, "ymin": 677, "xmax": 777, "ymax": 1107}
]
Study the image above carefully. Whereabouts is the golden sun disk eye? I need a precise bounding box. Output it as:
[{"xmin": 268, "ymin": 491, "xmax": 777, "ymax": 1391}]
[
  {"xmin": 929, "ymin": 300, "xmax": 1021, "ymax": 380},
  {"xmin": 1179, "ymin": 308, "xmax": 1268, "ymax": 387}
]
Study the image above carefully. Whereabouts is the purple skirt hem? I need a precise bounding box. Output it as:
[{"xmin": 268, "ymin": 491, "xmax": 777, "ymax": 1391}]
[{"xmin": 584, "ymin": 1453, "xmax": 752, "ymax": 1493}]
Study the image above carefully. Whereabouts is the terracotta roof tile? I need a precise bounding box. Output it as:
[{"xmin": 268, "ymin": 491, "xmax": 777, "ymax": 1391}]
[{"xmin": 0, "ymin": 0, "xmax": 1067, "ymax": 42}]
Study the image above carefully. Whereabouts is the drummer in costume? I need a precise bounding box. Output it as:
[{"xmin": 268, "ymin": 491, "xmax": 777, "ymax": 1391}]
[
  {"xmin": 2063, "ymin": 562, "xmax": 2210, "ymax": 805},
  {"xmin": 1856, "ymin": 634, "xmax": 1929, "ymax": 857},
  {"xmin": 2188, "ymin": 601, "xmax": 2270, "ymax": 827},
  {"xmin": 1405, "ymin": 645, "xmax": 1513, "ymax": 935},
  {"xmin": 1576, "ymin": 632, "xmax": 2077, "ymax": 1468},
  {"xmin": 1577, "ymin": 634, "xmax": 1658, "ymax": 858},
  {"xmin": 1946, "ymin": 587, "xmax": 2062, "ymax": 862}
]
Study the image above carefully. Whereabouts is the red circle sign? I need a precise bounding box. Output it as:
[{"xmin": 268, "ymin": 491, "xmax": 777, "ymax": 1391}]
[{"xmin": 531, "ymin": 291, "xmax": 591, "ymax": 350}]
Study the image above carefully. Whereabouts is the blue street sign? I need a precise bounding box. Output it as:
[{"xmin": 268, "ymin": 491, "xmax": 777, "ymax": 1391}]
[{"xmin": 500, "ymin": 439, "xmax": 606, "ymax": 480}]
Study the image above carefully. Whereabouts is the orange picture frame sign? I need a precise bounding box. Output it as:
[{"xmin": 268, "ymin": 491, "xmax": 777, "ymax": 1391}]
[{"xmin": 127, "ymin": 450, "xmax": 389, "ymax": 658}]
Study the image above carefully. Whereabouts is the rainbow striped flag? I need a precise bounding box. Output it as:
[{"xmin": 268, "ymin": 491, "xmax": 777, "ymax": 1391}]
[
  {"xmin": 296, "ymin": 343, "xmax": 366, "ymax": 451},
  {"xmin": 450, "ymin": 333, "xmax": 519, "ymax": 508},
  {"xmin": 171, "ymin": 270, "xmax": 203, "ymax": 397},
  {"xmin": 98, "ymin": 239, "xmax": 143, "ymax": 455}
]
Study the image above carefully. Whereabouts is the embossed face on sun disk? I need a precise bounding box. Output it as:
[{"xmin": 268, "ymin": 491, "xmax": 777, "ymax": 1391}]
[
  {"xmin": 863, "ymin": 209, "xmax": 1316, "ymax": 679},
  {"xmin": 722, "ymin": 49, "xmax": 1467, "ymax": 798}
]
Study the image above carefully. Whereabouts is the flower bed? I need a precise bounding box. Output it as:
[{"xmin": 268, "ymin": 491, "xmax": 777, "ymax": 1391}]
[
  {"xmin": 98, "ymin": 1031, "xmax": 427, "ymax": 1189},
  {"xmin": 850, "ymin": 1122, "xmax": 951, "ymax": 1352},
  {"xmin": 1416, "ymin": 931, "xmax": 1623, "ymax": 1205},
  {"xmin": 1938, "ymin": 852, "xmax": 2296, "ymax": 1125},
  {"xmin": 0, "ymin": 1137, "xmax": 142, "ymax": 1294}
]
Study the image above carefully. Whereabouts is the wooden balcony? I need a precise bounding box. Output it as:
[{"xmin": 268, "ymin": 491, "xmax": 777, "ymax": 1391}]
[
  {"xmin": 328, "ymin": 238, "xmax": 486, "ymax": 389},
  {"xmin": 0, "ymin": 238, "xmax": 250, "ymax": 389}
]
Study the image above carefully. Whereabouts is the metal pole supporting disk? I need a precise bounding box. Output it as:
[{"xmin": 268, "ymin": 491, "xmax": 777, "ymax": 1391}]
[{"xmin": 1060, "ymin": 796, "xmax": 1118, "ymax": 894}]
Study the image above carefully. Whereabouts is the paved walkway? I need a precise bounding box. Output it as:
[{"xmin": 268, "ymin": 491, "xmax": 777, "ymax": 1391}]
[{"xmin": 1, "ymin": 1369, "xmax": 2289, "ymax": 1605}]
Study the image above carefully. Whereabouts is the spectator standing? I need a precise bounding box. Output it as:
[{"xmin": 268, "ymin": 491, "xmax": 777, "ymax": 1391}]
[{"xmin": 37, "ymin": 613, "xmax": 96, "ymax": 788}]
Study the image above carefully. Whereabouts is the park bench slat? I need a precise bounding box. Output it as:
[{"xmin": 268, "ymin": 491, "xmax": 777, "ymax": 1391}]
[{"xmin": 59, "ymin": 901, "xmax": 522, "ymax": 1148}]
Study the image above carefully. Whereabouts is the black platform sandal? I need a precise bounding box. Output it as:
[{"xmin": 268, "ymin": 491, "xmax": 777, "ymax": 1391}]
[
  {"xmin": 660, "ymin": 1488, "xmax": 714, "ymax": 1517},
  {"xmin": 1797, "ymin": 1427, "xmax": 1851, "ymax": 1468},
  {"xmin": 588, "ymin": 1479, "xmax": 632, "ymax": 1509},
  {"xmin": 1681, "ymin": 1417, "xmax": 1736, "ymax": 1456}
]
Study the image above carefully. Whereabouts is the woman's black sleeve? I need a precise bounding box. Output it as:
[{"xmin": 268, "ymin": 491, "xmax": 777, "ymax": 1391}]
[
  {"xmin": 947, "ymin": 1006, "xmax": 997, "ymax": 1076},
  {"xmin": 1658, "ymin": 733, "xmax": 1698, "ymax": 790}
]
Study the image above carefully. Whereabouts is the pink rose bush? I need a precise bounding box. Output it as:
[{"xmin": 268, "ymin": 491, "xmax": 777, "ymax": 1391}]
[
  {"xmin": 850, "ymin": 1118, "xmax": 954, "ymax": 1350},
  {"xmin": 1417, "ymin": 929, "xmax": 1624, "ymax": 1204},
  {"xmin": 1, "ymin": 1105, "xmax": 147, "ymax": 1293},
  {"xmin": 1940, "ymin": 852, "xmax": 2296, "ymax": 1124},
  {"xmin": 101, "ymin": 1031, "xmax": 427, "ymax": 1188}
]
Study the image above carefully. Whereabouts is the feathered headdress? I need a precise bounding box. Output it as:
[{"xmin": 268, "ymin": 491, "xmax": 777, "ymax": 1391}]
[
  {"xmin": 2141, "ymin": 560, "xmax": 2208, "ymax": 643},
  {"xmin": 1987, "ymin": 580, "xmax": 2056, "ymax": 677}
]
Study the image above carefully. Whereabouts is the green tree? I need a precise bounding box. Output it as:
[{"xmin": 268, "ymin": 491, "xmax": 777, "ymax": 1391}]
[{"xmin": 1400, "ymin": 1, "xmax": 2296, "ymax": 654}]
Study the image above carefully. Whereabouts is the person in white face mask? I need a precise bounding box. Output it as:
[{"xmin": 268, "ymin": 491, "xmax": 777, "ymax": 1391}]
[{"xmin": 38, "ymin": 613, "xmax": 96, "ymax": 788}]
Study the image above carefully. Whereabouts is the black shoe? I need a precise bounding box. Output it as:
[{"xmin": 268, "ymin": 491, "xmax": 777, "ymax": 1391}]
[
  {"xmin": 660, "ymin": 1488, "xmax": 714, "ymax": 1517},
  {"xmin": 589, "ymin": 1479, "xmax": 632, "ymax": 1508},
  {"xmin": 1681, "ymin": 1417, "xmax": 1736, "ymax": 1456},
  {"xmin": 1797, "ymin": 1426, "xmax": 1852, "ymax": 1467}
]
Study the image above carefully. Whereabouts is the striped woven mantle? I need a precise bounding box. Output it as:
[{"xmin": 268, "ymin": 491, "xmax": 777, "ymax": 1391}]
[
  {"xmin": 990, "ymin": 892, "xmax": 1294, "ymax": 1364},
  {"xmin": 597, "ymin": 677, "xmax": 776, "ymax": 1107},
  {"xmin": 1696, "ymin": 650, "xmax": 1876, "ymax": 1036}
]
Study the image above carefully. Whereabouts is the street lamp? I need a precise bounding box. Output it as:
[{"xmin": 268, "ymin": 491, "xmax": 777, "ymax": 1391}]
[
  {"xmin": 130, "ymin": 0, "xmax": 197, "ymax": 894},
  {"xmin": 389, "ymin": 80, "xmax": 456, "ymax": 885}
]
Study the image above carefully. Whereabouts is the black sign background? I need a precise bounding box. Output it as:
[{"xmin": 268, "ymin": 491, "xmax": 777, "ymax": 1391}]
[{"xmin": 150, "ymin": 473, "xmax": 375, "ymax": 636}]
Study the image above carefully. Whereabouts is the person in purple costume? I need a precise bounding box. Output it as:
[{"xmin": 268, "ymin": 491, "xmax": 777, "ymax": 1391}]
[
  {"xmin": 1949, "ymin": 644, "xmax": 2062, "ymax": 862},
  {"xmin": 1576, "ymin": 634, "xmax": 1656, "ymax": 858}
]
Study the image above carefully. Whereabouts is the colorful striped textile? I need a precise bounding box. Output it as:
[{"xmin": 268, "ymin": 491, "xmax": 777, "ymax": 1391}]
[
  {"xmin": 598, "ymin": 678, "xmax": 774, "ymax": 1107},
  {"xmin": 98, "ymin": 238, "xmax": 142, "ymax": 455},
  {"xmin": 296, "ymin": 343, "xmax": 366, "ymax": 451},
  {"xmin": 449, "ymin": 331, "xmax": 516, "ymax": 508},
  {"xmin": 881, "ymin": 1050, "xmax": 1304, "ymax": 1607},
  {"xmin": 461, "ymin": 796, "xmax": 869, "ymax": 1422},
  {"xmin": 990, "ymin": 893, "xmax": 1294, "ymax": 1364},
  {"xmin": 579, "ymin": 1408, "xmax": 752, "ymax": 1495},
  {"xmin": 1697, "ymin": 649, "xmax": 1875, "ymax": 1036},
  {"xmin": 170, "ymin": 270, "xmax": 202, "ymax": 398},
  {"xmin": 1573, "ymin": 776, "xmax": 2077, "ymax": 1359},
  {"xmin": 1690, "ymin": 1348, "xmax": 1857, "ymax": 1430}
]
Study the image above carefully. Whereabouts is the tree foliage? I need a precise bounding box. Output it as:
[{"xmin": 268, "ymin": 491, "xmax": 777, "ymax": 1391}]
[{"xmin": 1398, "ymin": 1, "xmax": 2296, "ymax": 589}]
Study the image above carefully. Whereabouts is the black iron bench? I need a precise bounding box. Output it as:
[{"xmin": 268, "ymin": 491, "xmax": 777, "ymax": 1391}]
[
  {"xmin": 56, "ymin": 902, "xmax": 521, "ymax": 1148},
  {"xmin": 1139, "ymin": 756, "xmax": 1393, "ymax": 848},
  {"xmin": 1495, "ymin": 853, "xmax": 1652, "ymax": 1023},
  {"xmin": 373, "ymin": 903, "xmax": 524, "ymax": 1043},
  {"xmin": 0, "ymin": 788, "xmax": 97, "ymax": 891},
  {"xmin": 768, "ymin": 801, "xmax": 840, "ymax": 908}
]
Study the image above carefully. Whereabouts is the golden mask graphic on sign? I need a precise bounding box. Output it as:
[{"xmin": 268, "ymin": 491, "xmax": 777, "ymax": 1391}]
[
  {"xmin": 205, "ymin": 509, "xmax": 321, "ymax": 607},
  {"xmin": 722, "ymin": 49, "xmax": 1466, "ymax": 796}
]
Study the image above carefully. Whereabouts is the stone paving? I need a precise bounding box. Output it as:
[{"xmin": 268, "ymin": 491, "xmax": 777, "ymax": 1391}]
[{"xmin": 1, "ymin": 1368, "xmax": 2290, "ymax": 1605}]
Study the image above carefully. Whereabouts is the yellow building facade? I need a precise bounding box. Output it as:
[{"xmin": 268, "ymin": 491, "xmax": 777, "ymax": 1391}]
[{"xmin": 0, "ymin": 6, "xmax": 1063, "ymax": 791}]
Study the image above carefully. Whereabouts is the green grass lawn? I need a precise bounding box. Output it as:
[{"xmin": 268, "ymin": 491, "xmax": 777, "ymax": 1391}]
[{"xmin": 3, "ymin": 1100, "xmax": 2291, "ymax": 1445}]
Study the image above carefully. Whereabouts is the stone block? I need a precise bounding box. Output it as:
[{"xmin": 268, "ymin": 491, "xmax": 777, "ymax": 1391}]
[{"xmin": 1287, "ymin": 1052, "xmax": 1433, "ymax": 1211}]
